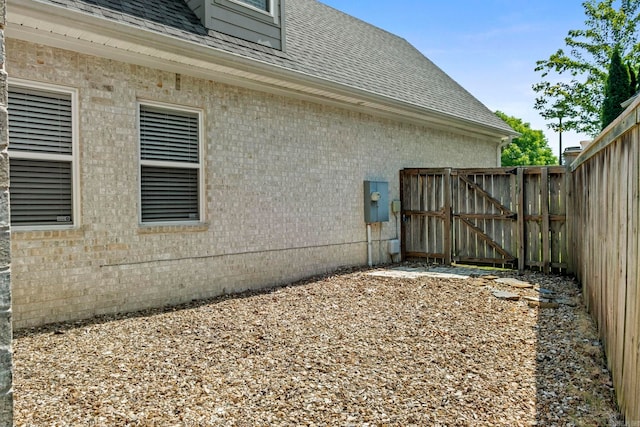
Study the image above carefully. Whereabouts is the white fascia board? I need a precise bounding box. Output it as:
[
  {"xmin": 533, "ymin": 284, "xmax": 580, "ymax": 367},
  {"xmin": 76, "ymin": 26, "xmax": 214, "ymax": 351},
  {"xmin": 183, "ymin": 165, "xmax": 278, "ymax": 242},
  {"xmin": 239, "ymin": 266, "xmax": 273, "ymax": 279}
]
[{"xmin": 7, "ymin": 0, "xmax": 516, "ymax": 141}]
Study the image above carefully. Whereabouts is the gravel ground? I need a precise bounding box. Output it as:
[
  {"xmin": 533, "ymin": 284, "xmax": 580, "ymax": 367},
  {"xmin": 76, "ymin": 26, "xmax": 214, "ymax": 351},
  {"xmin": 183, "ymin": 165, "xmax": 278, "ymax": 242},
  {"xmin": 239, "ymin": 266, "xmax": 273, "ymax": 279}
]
[{"xmin": 13, "ymin": 265, "xmax": 622, "ymax": 426}]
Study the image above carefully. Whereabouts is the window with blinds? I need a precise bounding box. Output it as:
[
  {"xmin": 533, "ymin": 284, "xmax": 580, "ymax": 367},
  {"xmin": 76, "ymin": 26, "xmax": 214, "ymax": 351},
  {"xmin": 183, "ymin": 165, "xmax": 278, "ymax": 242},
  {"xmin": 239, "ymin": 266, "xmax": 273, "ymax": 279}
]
[
  {"xmin": 139, "ymin": 104, "xmax": 201, "ymax": 223},
  {"xmin": 8, "ymin": 86, "xmax": 75, "ymax": 226}
]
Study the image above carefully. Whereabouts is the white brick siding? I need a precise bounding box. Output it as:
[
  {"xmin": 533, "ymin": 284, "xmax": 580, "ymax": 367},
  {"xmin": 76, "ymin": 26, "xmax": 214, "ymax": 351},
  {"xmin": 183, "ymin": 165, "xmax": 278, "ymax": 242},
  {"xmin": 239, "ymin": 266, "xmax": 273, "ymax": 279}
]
[{"xmin": 8, "ymin": 39, "xmax": 499, "ymax": 328}]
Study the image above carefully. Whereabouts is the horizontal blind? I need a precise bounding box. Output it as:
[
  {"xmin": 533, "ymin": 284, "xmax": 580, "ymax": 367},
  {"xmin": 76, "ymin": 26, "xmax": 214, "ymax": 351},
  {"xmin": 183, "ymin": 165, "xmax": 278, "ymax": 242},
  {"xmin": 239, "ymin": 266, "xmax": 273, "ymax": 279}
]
[
  {"xmin": 10, "ymin": 159, "xmax": 73, "ymax": 226},
  {"xmin": 141, "ymin": 166, "xmax": 199, "ymax": 222},
  {"xmin": 140, "ymin": 106, "xmax": 199, "ymax": 163},
  {"xmin": 8, "ymin": 87, "xmax": 73, "ymax": 155}
]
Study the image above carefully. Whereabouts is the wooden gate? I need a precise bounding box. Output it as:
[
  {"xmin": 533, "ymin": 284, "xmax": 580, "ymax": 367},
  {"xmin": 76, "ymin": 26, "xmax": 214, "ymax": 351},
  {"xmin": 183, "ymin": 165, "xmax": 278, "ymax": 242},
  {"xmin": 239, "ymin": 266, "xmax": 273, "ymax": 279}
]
[{"xmin": 400, "ymin": 167, "xmax": 570, "ymax": 273}]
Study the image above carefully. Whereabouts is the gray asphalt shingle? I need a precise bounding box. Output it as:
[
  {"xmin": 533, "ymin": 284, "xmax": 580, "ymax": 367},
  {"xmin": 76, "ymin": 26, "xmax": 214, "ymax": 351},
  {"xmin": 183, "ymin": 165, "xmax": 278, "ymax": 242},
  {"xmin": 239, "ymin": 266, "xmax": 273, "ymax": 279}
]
[{"xmin": 32, "ymin": 0, "xmax": 513, "ymax": 134}]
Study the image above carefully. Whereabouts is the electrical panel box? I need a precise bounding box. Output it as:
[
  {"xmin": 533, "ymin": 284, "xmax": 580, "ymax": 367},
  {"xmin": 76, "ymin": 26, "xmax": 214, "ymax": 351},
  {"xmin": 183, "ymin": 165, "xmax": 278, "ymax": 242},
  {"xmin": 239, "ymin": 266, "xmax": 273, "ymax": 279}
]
[{"xmin": 364, "ymin": 181, "xmax": 389, "ymax": 223}]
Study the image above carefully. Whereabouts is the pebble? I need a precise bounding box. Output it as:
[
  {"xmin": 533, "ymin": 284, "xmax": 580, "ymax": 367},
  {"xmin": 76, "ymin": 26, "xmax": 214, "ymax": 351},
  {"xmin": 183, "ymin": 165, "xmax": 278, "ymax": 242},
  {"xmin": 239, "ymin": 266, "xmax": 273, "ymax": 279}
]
[
  {"xmin": 11, "ymin": 265, "xmax": 621, "ymax": 426},
  {"xmin": 492, "ymin": 290, "xmax": 520, "ymax": 300}
]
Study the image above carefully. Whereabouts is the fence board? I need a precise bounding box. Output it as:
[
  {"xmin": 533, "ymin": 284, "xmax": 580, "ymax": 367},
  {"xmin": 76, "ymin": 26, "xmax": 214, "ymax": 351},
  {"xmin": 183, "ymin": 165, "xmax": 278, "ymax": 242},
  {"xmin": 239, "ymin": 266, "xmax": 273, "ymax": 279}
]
[
  {"xmin": 623, "ymin": 128, "xmax": 640, "ymax": 418},
  {"xmin": 443, "ymin": 169, "xmax": 452, "ymax": 264},
  {"xmin": 401, "ymin": 167, "xmax": 566, "ymax": 271},
  {"xmin": 541, "ymin": 169, "xmax": 550, "ymax": 273},
  {"xmin": 569, "ymin": 98, "xmax": 640, "ymax": 421},
  {"xmin": 517, "ymin": 169, "xmax": 525, "ymax": 271}
]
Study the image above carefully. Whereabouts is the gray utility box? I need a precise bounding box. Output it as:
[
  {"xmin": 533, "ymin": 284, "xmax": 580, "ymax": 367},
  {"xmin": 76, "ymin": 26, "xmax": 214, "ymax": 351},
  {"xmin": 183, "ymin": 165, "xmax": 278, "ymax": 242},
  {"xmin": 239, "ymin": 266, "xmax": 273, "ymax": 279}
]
[{"xmin": 364, "ymin": 181, "xmax": 389, "ymax": 223}]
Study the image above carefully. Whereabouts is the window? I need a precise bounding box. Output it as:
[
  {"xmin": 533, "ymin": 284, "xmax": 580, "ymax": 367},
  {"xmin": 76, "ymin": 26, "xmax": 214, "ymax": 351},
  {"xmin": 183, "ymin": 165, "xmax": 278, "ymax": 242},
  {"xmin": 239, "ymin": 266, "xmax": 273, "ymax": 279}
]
[
  {"xmin": 139, "ymin": 103, "xmax": 202, "ymax": 224},
  {"xmin": 214, "ymin": 0, "xmax": 281, "ymax": 34},
  {"xmin": 8, "ymin": 84, "xmax": 77, "ymax": 227},
  {"xmin": 235, "ymin": 0, "xmax": 269, "ymax": 12}
]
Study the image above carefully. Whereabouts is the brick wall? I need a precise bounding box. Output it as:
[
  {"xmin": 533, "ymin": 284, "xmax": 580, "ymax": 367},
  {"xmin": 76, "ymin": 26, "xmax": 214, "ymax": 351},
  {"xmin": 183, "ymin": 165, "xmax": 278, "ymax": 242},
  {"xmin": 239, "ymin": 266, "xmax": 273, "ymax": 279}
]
[
  {"xmin": 0, "ymin": 0, "xmax": 13, "ymax": 424},
  {"xmin": 7, "ymin": 39, "xmax": 500, "ymax": 328}
]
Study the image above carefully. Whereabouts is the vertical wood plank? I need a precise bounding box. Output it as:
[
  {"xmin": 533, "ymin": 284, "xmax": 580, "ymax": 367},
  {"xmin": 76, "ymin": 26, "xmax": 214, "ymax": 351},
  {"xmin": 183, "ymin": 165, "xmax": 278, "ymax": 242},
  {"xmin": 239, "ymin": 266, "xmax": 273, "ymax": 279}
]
[
  {"xmin": 508, "ymin": 171, "xmax": 516, "ymax": 265},
  {"xmin": 443, "ymin": 168, "xmax": 452, "ymax": 265},
  {"xmin": 612, "ymin": 138, "xmax": 625, "ymax": 404},
  {"xmin": 526, "ymin": 171, "xmax": 538, "ymax": 269},
  {"xmin": 423, "ymin": 174, "xmax": 429, "ymax": 258},
  {"xmin": 517, "ymin": 168, "xmax": 525, "ymax": 271},
  {"xmin": 631, "ymin": 127, "xmax": 640, "ymax": 421},
  {"xmin": 565, "ymin": 168, "xmax": 574, "ymax": 275},
  {"xmin": 541, "ymin": 168, "xmax": 550, "ymax": 274},
  {"xmin": 400, "ymin": 170, "xmax": 406, "ymax": 260},
  {"xmin": 602, "ymin": 149, "xmax": 613, "ymax": 377}
]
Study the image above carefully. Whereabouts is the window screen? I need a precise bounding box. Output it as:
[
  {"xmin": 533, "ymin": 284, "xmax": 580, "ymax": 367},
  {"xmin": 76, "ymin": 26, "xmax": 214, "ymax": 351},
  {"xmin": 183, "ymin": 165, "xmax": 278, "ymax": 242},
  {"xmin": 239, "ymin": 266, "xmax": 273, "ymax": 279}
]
[
  {"xmin": 139, "ymin": 105, "xmax": 200, "ymax": 223},
  {"xmin": 8, "ymin": 86, "xmax": 74, "ymax": 226}
]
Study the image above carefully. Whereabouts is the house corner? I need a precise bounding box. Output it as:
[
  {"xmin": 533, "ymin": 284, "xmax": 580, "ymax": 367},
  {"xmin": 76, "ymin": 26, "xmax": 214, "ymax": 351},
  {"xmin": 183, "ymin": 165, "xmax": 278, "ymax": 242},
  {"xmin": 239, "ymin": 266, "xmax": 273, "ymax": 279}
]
[{"xmin": 0, "ymin": 0, "xmax": 13, "ymax": 424}]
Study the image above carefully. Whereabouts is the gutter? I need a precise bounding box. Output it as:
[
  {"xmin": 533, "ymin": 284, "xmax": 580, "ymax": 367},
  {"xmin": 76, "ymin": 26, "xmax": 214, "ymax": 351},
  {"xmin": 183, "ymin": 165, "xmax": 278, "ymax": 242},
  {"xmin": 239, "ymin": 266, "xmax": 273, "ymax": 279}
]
[
  {"xmin": 497, "ymin": 135, "xmax": 517, "ymax": 166},
  {"xmin": 499, "ymin": 136, "xmax": 515, "ymax": 149},
  {"xmin": 8, "ymin": 0, "xmax": 518, "ymax": 140}
]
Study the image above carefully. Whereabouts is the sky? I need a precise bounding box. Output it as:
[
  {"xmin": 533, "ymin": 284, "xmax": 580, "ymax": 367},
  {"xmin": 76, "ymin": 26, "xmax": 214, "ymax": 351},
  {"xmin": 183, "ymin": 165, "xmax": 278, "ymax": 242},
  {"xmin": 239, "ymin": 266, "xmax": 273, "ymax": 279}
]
[{"xmin": 320, "ymin": 0, "xmax": 592, "ymax": 159}]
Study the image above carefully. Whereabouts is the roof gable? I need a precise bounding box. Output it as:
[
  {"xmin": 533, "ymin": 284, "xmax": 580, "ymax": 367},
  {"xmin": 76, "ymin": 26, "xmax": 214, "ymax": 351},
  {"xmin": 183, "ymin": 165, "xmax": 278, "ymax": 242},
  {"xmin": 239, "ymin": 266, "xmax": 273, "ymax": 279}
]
[{"xmin": 8, "ymin": 0, "xmax": 516, "ymax": 136}]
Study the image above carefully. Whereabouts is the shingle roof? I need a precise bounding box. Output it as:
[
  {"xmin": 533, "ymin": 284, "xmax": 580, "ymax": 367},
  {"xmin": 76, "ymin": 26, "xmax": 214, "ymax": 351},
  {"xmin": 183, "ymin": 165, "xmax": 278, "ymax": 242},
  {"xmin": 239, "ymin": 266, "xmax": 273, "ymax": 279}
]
[{"xmin": 34, "ymin": 0, "xmax": 514, "ymax": 135}]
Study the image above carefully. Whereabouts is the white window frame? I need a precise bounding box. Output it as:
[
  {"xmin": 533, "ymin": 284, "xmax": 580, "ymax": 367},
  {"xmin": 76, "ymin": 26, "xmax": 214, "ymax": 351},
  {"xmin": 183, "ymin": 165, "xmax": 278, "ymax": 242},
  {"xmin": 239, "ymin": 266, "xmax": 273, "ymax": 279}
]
[
  {"xmin": 218, "ymin": 0, "xmax": 279, "ymax": 24},
  {"xmin": 8, "ymin": 79, "xmax": 80, "ymax": 230},
  {"xmin": 230, "ymin": 0, "xmax": 272, "ymax": 13},
  {"xmin": 137, "ymin": 100, "xmax": 205, "ymax": 226}
]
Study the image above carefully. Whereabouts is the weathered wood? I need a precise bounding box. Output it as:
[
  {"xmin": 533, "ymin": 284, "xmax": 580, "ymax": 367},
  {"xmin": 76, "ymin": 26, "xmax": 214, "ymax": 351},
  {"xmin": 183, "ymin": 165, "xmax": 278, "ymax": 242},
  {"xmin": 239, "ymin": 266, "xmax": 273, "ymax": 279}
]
[
  {"xmin": 525, "ymin": 172, "xmax": 538, "ymax": 270},
  {"xmin": 399, "ymin": 170, "xmax": 407, "ymax": 261},
  {"xmin": 524, "ymin": 214, "xmax": 566, "ymax": 221},
  {"xmin": 568, "ymin": 97, "xmax": 640, "ymax": 421},
  {"xmin": 565, "ymin": 166, "xmax": 573, "ymax": 274},
  {"xmin": 403, "ymin": 210, "xmax": 446, "ymax": 218},
  {"xmin": 523, "ymin": 166, "xmax": 566, "ymax": 175},
  {"xmin": 456, "ymin": 213, "xmax": 516, "ymax": 220},
  {"xmin": 443, "ymin": 168, "xmax": 452, "ymax": 265},
  {"xmin": 455, "ymin": 256, "xmax": 516, "ymax": 265},
  {"xmin": 451, "ymin": 167, "xmax": 516, "ymax": 176},
  {"xmin": 541, "ymin": 168, "xmax": 550, "ymax": 274},
  {"xmin": 404, "ymin": 251, "xmax": 448, "ymax": 259},
  {"xmin": 613, "ymin": 137, "xmax": 627, "ymax": 406},
  {"xmin": 623, "ymin": 127, "xmax": 640, "ymax": 420},
  {"xmin": 458, "ymin": 174, "xmax": 514, "ymax": 215},
  {"xmin": 517, "ymin": 168, "xmax": 525, "ymax": 271},
  {"xmin": 458, "ymin": 217, "xmax": 513, "ymax": 259},
  {"xmin": 401, "ymin": 167, "xmax": 566, "ymax": 271}
]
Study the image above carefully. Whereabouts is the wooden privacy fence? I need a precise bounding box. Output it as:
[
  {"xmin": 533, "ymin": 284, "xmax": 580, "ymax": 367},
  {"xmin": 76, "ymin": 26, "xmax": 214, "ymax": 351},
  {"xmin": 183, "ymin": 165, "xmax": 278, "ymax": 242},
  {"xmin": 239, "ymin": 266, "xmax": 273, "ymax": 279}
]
[
  {"xmin": 569, "ymin": 100, "xmax": 640, "ymax": 422},
  {"xmin": 400, "ymin": 167, "xmax": 570, "ymax": 273}
]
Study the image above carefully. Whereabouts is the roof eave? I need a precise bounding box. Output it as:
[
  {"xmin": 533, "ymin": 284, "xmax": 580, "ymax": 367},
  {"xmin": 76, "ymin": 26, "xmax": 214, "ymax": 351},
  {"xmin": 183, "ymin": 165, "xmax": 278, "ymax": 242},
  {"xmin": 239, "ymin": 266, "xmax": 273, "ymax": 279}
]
[{"xmin": 7, "ymin": 0, "xmax": 516, "ymax": 140}]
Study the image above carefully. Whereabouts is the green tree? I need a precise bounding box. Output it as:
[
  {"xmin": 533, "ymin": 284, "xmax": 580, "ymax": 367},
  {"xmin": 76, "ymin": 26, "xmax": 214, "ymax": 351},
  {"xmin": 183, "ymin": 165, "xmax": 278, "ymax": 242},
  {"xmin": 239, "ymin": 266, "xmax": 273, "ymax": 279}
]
[
  {"xmin": 532, "ymin": 81, "xmax": 583, "ymax": 160},
  {"xmin": 533, "ymin": 0, "xmax": 640, "ymax": 136},
  {"xmin": 601, "ymin": 46, "xmax": 632, "ymax": 128},
  {"xmin": 628, "ymin": 63, "xmax": 638, "ymax": 94},
  {"xmin": 496, "ymin": 111, "xmax": 557, "ymax": 166}
]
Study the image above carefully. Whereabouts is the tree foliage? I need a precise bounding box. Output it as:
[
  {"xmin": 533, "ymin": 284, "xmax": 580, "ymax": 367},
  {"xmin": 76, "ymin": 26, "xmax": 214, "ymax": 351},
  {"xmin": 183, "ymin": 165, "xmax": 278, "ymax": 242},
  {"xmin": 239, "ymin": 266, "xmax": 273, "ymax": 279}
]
[
  {"xmin": 533, "ymin": 0, "xmax": 640, "ymax": 136},
  {"xmin": 601, "ymin": 46, "xmax": 632, "ymax": 128},
  {"xmin": 496, "ymin": 111, "xmax": 557, "ymax": 166},
  {"xmin": 628, "ymin": 62, "xmax": 638, "ymax": 92}
]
